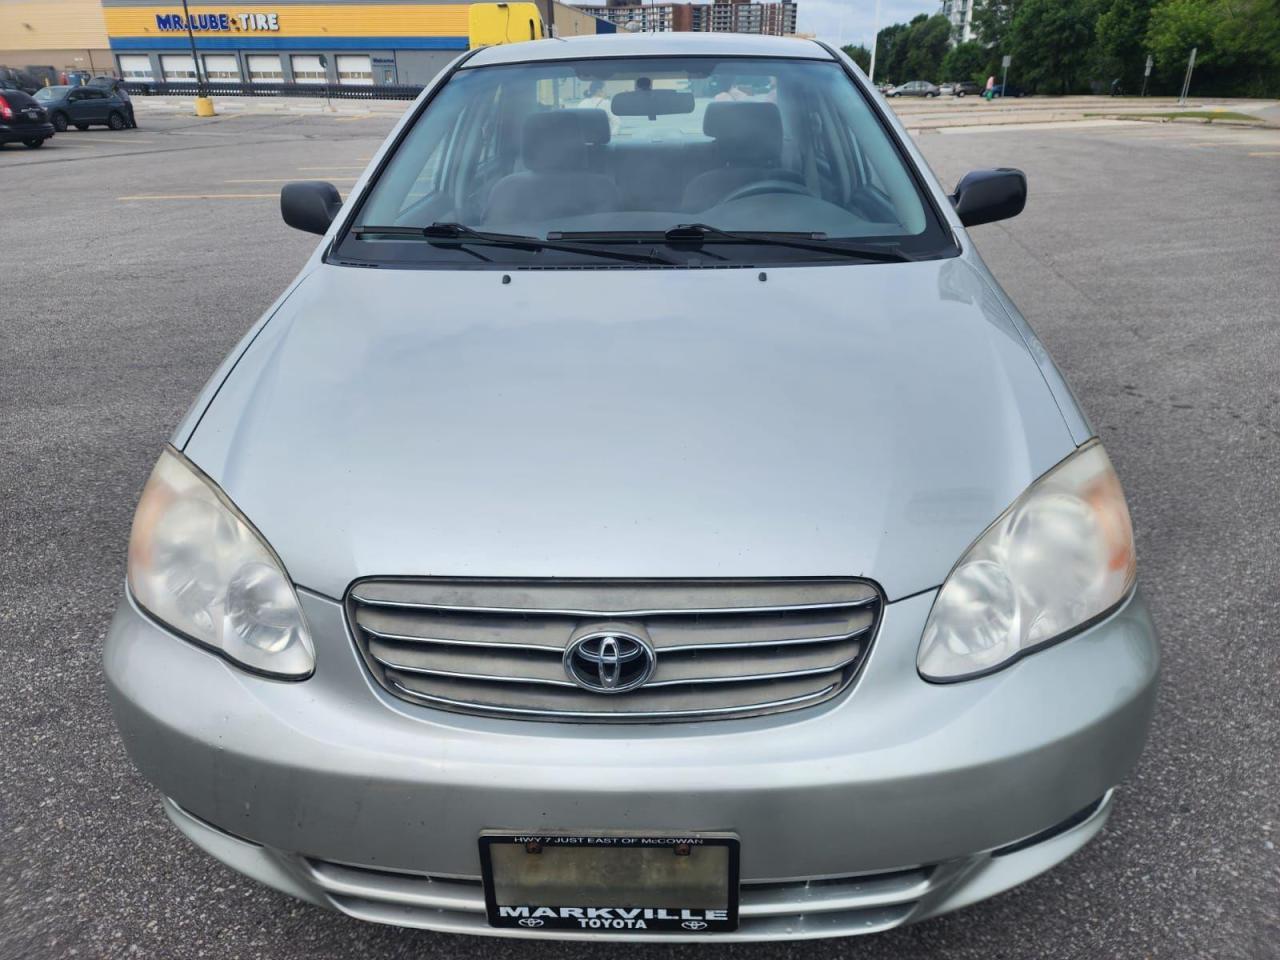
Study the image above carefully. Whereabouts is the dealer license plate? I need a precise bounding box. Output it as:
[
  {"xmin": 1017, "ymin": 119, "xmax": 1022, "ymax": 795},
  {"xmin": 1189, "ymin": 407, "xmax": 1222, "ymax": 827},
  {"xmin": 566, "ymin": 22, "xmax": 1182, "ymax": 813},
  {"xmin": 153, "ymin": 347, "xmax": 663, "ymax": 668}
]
[{"xmin": 479, "ymin": 832, "xmax": 740, "ymax": 934}]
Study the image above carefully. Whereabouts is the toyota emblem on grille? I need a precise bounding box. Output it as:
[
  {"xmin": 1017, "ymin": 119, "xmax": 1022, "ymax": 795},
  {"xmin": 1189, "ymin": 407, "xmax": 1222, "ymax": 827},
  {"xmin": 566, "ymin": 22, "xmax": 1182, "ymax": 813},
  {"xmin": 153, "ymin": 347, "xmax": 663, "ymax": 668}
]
[
  {"xmin": 682, "ymin": 920, "xmax": 709, "ymax": 930},
  {"xmin": 564, "ymin": 631, "xmax": 656, "ymax": 693},
  {"xmin": 518, "ymin": 917, "xmax": 544, "ymax": 927}
]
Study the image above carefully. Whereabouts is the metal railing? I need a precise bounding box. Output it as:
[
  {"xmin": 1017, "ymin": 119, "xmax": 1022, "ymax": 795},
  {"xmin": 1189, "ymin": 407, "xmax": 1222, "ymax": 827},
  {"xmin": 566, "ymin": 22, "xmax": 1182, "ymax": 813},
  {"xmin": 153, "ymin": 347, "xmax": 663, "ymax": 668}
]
[{"xmin": 124, "ymin": 80, "xmax": 425, "ymax": 100}]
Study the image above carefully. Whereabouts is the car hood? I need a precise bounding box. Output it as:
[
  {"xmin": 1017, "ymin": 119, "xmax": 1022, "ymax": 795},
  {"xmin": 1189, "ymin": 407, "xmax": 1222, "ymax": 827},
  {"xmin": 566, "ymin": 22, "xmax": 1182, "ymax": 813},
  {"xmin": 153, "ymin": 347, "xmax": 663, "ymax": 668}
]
[{"xmin": 184, "ymin": 257, "xmax": 1077, "ymax": 601}]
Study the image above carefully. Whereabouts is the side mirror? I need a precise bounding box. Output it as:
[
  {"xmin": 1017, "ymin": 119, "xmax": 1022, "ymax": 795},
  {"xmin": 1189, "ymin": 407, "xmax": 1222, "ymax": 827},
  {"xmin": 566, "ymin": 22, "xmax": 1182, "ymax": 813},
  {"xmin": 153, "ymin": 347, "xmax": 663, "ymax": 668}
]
[
  {"xmin": 281, "ymin": 181, "xmax": 343, "ymax": 235},
  {"xmin": 950, "ymin": 168, "xmax": 1026, "ymax": 227}
]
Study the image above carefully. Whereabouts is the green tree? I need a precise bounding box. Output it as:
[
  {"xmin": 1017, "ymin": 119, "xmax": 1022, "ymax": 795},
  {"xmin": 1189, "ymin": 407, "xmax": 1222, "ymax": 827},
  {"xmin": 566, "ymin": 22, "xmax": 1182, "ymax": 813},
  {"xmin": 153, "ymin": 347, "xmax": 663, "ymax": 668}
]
[
  {"xmin": 941, "ymin": 41, "xmax": 991, "ymax": 82},
  {"xmin": 1214, "ymin": 0, "xmax": 1280, "ymax": 95},
  {"xmin": 904, "ymin": 14, "xmax": 955, "ymax": 80},
  {"xmin": 1009, "ymin": 0, "xmax": 1098, "ymax": 92},
  {"xmin": 1146, "ymin": 0, "xmax": 1214, "ymax": 84},
  {"xmin": 1095, "ymin": 0, "xmax": 1155, "ymax": 86},
  {"xmin": 1148, "ymin": 0, "xmax": 1280, "ymax": 95},
  {"xmin": 972, "ymin": 0, "xmax": 1023, "ymax": 52},
  {"xmin": 840, "ymin": 43, "xmax": 873, "ymax": 74},
  {"xmin": 876, "ymin": 18, "xmax": 920, "ymax": 83}
]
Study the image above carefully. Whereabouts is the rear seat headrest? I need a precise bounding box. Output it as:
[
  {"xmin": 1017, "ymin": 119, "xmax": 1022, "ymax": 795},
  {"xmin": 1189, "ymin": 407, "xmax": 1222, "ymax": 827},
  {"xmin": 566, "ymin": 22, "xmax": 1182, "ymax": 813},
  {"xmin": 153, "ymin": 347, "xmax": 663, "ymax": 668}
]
[
  {"xmin": 702, "ymin": 101, "xmax": 783, "ymax": 164},
  {"xmin": 522, "ymin": 109, "xmax": 611, "ymax": 172}
]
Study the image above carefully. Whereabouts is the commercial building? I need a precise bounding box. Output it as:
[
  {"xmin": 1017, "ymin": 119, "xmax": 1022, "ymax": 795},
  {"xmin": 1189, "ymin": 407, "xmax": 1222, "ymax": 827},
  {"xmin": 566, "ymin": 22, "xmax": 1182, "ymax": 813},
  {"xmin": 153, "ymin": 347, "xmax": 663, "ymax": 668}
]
[
  {"xmin": 1, "ymin": 1, "xmax": 613, "ymax": 88},
  {"xmin": 940, "ymin": 0, "xmax": 975, "ymax": 44},
  {"xmin": 573, "ymin": 1, "xmax": 798, "ymax": 38},
  {"xmin": 0, "ymin": 0, "xmax": 113, "ymax": 77}
]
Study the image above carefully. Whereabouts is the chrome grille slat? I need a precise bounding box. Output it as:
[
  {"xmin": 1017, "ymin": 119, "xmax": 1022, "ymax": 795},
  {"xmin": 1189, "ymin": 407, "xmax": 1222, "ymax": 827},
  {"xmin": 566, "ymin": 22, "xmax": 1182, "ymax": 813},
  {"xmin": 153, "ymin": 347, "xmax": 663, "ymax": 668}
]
[
  {"xmin": 366, "ymin": 638, "xmax": 568, "ymax": 685},
  {"xmin": 660, "ymin": 625, "xmax": 872, "ymax": 653},
  {"xmin": 349, "ymin": 579, "xmax": 882, "ymax": 723},
  {"xmin": 351, "ymin": 578, "xmax": 878, "ymax": 618},
  {"xmin": 380, "ymin": 664, "xmax": 580, "ymax": 688},
  {"xmin": 362, "ymin": 615, "xmax": 874, "ymax": 652},
  {"xmin": 358, "ymin": 608, "xmax": 575, "ymax": 650},
  {"xmin": 644, "ymin": 665, "xmax": 851, "ymax": 688},
  {"xmin": 374, "ymin": 659, "xmax": 852, "ymax": 691},
  {"xmin": 362, "ymin": 627, "xmax": 565, "ymax": 654},
  {"xmin": 392, "ymin": 672, "xmax": 844, "ymax": 714},
  {"xmin": 352, "ymin": 597, "xmax": 877, "ymax": 617},
  {"xmin": 389, "ymin": 679, "xmax": 842, "ymax": 719}
]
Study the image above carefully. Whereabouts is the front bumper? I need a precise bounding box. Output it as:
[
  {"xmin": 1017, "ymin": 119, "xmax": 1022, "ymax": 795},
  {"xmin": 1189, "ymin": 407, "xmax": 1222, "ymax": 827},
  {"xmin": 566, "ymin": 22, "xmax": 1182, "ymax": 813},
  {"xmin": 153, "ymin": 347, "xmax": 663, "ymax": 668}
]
[{"xmin": 104, "ymin": 587, "xmax": 1159, "ymax": 940}]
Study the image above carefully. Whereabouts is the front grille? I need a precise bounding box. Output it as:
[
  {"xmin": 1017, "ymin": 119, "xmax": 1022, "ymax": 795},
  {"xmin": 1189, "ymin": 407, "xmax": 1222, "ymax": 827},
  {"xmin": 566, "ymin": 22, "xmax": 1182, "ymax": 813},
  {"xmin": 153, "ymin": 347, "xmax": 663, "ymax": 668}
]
[
  {"xmin": 296, "ymin": 857, "xmax": 935, "ymax": 939},
  {"xmin": 347, "ymin": 578, "xmax": 882, "ymax": 723}
]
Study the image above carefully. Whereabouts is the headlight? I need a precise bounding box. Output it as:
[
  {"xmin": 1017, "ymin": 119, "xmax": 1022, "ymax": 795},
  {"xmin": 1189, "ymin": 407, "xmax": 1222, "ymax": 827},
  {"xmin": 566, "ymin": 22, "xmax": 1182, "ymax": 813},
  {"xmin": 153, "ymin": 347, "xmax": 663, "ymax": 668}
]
[
  {"xmin": 127, "ymin": 447, "xmax": 315, "ymax": 679},
  {"xmin": 918, "ymin": 441, "xmax": 1136, "ymax": 681}
]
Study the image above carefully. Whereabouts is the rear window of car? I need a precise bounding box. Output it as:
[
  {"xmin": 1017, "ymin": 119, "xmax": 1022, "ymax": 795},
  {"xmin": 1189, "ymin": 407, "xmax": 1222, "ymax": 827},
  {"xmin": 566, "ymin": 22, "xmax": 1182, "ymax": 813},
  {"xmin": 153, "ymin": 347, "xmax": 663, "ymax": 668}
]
[{"xmin": 2, "ymin": 89, "xmax": 38, "ymax": 106}]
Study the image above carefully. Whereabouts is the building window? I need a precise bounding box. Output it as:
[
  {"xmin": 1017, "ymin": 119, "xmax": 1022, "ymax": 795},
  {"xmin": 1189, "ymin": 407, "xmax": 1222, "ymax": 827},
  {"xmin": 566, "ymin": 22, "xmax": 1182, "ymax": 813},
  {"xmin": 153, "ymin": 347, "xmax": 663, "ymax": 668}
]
[
  {"xmin": 202, "ymin": 55, "xmax": 240, "ymax": 81},
  {"xmin": 290, "ymin": 55, "xmax": 327, "ymax": 84},
  {"xmin": 336, "ymin": 55, "xmax": 373, "ymax": 85},
  {"xmin": 247, "ymin": 55, "xmax": 283, "ymax": 82},
  {"xmin": 118, "ymin": 55, "xmax": 153, "ymax": 81},
  {"xmin": 160, "ymin": 55, "xmax": 197, "ymax": 81}
]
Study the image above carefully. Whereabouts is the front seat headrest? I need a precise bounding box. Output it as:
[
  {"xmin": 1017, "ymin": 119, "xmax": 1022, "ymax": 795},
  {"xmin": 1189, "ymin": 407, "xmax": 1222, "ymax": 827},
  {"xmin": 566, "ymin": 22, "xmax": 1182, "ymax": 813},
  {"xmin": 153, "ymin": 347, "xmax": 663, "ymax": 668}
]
[
  {"xmin": 702, "ymin": 101, "xmax": 783, "ymax": 165},
  {"xmin": 522, "ymin": 109, "xmax": 611, "ymax": 172}
]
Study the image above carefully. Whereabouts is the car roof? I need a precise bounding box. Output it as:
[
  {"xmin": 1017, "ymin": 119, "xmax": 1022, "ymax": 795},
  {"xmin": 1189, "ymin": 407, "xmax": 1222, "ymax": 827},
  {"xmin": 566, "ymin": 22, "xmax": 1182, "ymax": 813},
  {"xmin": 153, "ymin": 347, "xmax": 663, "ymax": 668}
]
[{"xmin": 464, "ymin": 32, "xmax": 832, "ymax": 68}]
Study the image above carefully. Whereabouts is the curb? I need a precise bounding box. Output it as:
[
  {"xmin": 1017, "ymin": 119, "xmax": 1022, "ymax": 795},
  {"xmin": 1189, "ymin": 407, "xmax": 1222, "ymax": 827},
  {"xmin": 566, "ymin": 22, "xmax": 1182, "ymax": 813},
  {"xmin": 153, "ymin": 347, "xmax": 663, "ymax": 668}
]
[{"xmin": 1087, "ymin": 113, "xmax": 1273, "ymax": 128}]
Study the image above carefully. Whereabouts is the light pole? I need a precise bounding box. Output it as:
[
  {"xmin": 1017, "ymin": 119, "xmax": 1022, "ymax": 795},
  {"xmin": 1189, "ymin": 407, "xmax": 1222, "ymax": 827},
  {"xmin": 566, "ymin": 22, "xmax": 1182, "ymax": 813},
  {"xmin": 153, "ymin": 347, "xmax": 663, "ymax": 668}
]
[
  {"xmin": 868, "ymin": 0, "xmax": 881, "ymax": 83},
  {"xmin": 179, "ymin": 0, "xmax": 215, "ymax": 115}
]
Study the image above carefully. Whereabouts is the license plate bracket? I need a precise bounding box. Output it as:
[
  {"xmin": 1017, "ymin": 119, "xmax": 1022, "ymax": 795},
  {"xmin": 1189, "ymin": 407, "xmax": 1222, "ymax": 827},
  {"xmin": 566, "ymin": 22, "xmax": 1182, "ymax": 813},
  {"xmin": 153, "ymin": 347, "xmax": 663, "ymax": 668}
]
[{"xmin": 479, "ymin": 832, "xmax": 740, "ymax": 934}]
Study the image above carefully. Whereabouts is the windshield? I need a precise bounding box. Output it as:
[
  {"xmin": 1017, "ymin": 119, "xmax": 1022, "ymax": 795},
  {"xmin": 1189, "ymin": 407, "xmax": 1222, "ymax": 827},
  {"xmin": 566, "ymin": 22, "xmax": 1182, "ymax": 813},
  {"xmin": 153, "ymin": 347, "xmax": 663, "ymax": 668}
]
[
  {"xmin": 34, "ymin": 87, "xmax": 68, "ymax": 101},
  {"xmin": 341, "ymin": 55, "xmax": 954, "ymax": 267}
]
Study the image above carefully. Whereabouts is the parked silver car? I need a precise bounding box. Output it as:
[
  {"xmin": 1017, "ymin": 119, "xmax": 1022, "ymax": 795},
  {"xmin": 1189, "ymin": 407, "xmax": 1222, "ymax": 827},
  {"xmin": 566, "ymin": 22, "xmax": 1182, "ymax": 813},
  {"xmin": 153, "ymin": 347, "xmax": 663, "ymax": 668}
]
[
  {"xmin": 887, "ymin": 79, "xmax": 940, "ymax": 97},
  {"xmin": 105, "ymin": 33, "xmax": 1157, "ymax": 942}
]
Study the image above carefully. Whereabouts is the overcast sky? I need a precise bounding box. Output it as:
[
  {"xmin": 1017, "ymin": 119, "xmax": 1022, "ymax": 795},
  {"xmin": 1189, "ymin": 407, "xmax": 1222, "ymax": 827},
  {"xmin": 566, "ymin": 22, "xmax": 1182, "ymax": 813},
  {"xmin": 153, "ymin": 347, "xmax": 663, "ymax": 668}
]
[{"xmin": 796, "ymin": 0, "xmax": 941, "ymax": 48}]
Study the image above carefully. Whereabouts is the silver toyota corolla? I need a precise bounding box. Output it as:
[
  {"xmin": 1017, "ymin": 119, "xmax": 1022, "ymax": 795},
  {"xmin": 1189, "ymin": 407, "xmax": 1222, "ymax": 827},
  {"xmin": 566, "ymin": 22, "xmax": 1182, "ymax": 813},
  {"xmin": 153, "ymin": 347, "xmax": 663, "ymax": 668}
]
[{"xmin": 104, "ymin": 33, "xmax": 1158, "ymax": 941}]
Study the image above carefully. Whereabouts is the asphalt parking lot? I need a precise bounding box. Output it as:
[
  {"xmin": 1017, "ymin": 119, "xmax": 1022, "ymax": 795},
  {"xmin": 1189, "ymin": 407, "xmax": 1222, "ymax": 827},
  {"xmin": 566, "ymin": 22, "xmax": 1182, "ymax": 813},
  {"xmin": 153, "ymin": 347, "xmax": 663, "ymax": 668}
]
[{"xmin": 2, "ymin": 109, "xmax": 1279, "ymax": 959}]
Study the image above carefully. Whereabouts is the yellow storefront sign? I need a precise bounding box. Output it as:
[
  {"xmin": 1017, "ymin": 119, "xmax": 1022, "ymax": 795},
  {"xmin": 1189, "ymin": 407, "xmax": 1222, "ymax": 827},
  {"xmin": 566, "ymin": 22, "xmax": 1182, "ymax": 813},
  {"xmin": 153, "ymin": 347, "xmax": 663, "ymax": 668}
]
[{"xmin": 103, "ymin": 5, "xmax": 471, "ymax": 40}]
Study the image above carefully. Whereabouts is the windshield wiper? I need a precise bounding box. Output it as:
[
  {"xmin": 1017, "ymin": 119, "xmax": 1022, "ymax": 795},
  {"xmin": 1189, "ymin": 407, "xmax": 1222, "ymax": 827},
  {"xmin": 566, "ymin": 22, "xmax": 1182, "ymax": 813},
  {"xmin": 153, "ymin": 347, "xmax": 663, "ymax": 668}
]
[
  {"xmin": 667, "ymin": 224, "xmax": 918, "ymax": 262},
  {"xmin": 353, "ymin": 222, "xmax": 678, "ymax": 265},
  {"xmin": 556, "ymin": 224, "xmax": 917, "ymax": 263}
]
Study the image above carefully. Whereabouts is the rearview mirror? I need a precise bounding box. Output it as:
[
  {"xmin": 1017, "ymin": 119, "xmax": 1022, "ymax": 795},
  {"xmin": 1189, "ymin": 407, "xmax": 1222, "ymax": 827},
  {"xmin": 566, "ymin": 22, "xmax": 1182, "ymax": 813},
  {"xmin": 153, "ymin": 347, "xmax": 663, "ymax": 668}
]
[
  {"xmin": 281, "ymin": 181, "xmax": 343, "ymax": 235},
  {"xmin": 610, "ymin": 89, "xmax": 695, "ymax": 118},
  {"xmin": 950, "ymin": 168, "xmax": 1026, "ymax": 227}
]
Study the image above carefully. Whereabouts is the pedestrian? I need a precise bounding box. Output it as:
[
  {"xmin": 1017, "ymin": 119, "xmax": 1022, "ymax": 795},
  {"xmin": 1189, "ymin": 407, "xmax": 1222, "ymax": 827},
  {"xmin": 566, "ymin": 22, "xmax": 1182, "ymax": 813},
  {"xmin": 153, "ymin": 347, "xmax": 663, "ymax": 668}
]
[
  {"xmin": 577, "ymin": 79, "xmax": 619, "ymax": 134},
  {"xmin": 984, "ymin": 75, "xmax": 995, "ymax": 100},
  {"xmin": 578, "ymin": 79, "xmax": 609, "ymax": 111}
]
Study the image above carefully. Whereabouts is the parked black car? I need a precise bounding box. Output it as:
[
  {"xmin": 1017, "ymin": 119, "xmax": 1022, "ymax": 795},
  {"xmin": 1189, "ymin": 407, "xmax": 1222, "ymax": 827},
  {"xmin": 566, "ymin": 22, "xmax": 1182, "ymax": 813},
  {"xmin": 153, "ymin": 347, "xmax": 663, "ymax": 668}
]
[
  {"xmin": 990, "ymin": 83, "xmax": 1027, "ymax": 98},
  {"xmin": 0, "ymin": 65, "xmax": 41, "ymax": 94},
  {"xmin": 33, "ymin": 84, "xmax": 132, "ymax": 132},
  {"xmin": 0, "ymin": 87, "xmax": 55, "ymax": 148},
  {"xmin": 951, "ymin": 80, "xmax": 982, "ymax": 97}
]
